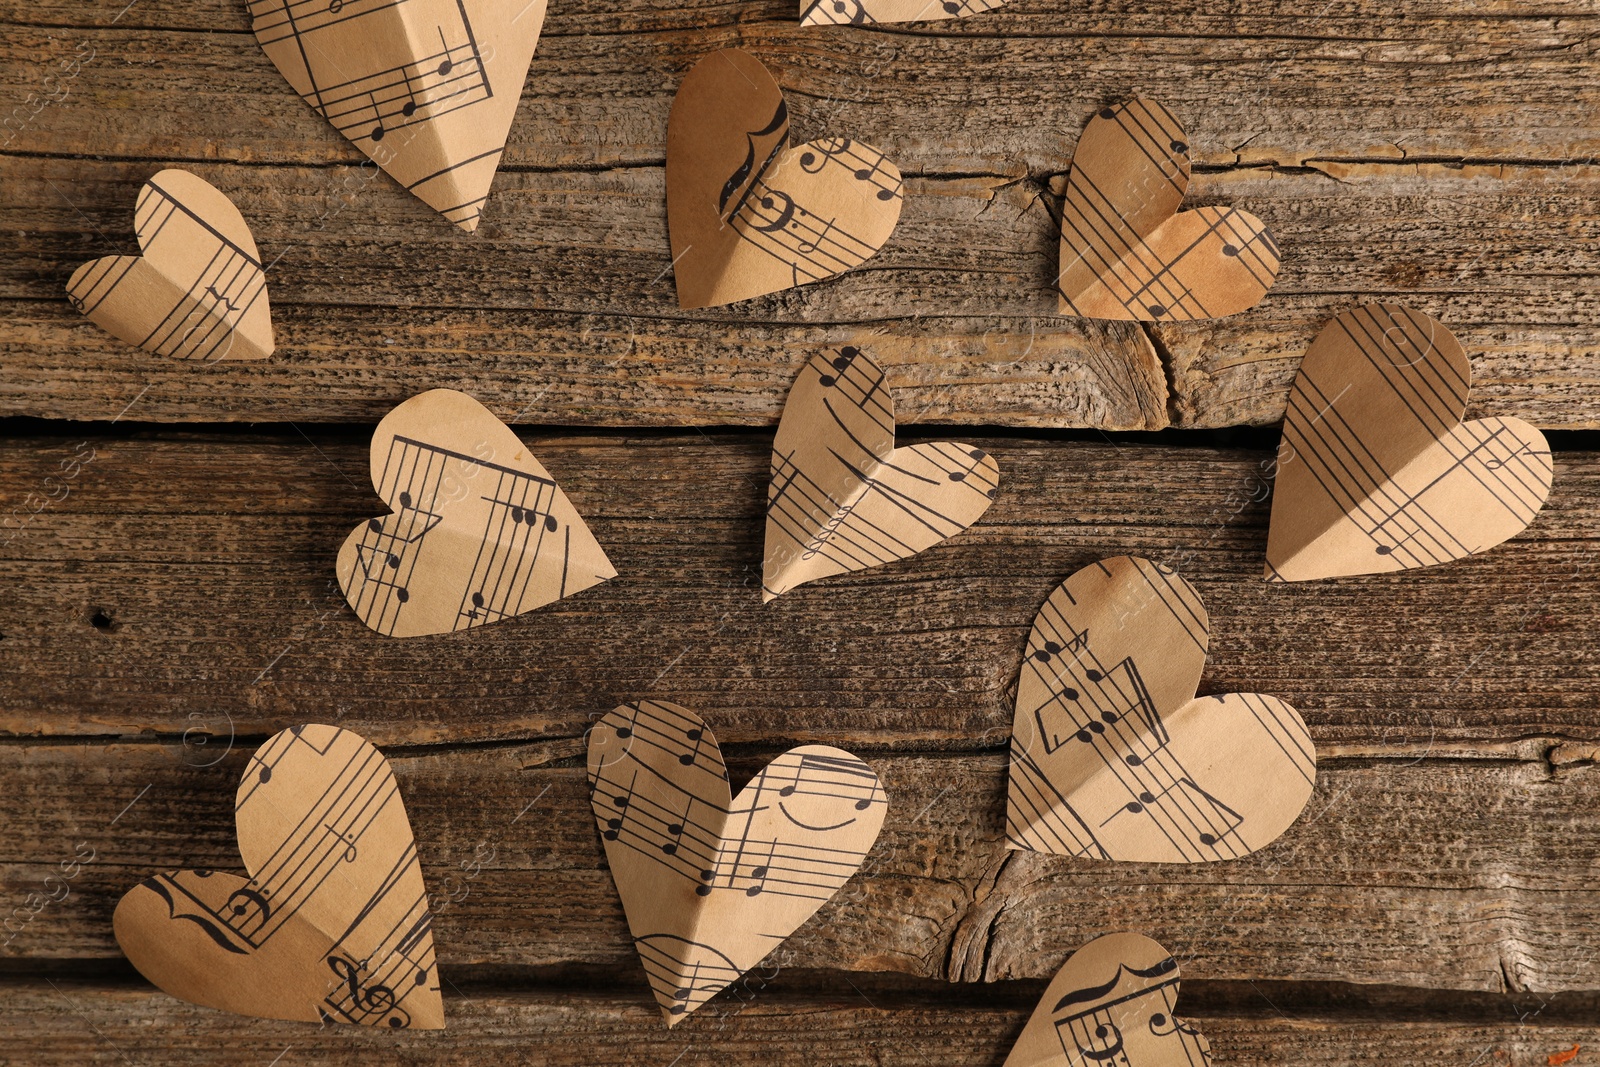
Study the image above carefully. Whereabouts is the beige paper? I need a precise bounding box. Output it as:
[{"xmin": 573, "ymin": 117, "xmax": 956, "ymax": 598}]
[
  {"xmin": 1007, "ymin": 556, "xmax": 1316, "ymax": 862},
  {"xmin": 336, "ymin": 388, "xmax": 616, "ymax": 637},
  {"xmin": 249, "ymin": 0, "xmax": 546, "ymax": 231},
  {"xmin": 1003, "ymin": 932, "xmax": 1211, "ymax": 1067},
  {"xmin": 763, "ymin": 347, "xmax": 999, "ymax": 600},
  {"xmin": 667, "ymin": 49, "xmax": 904, "ymax": 309},
  {"xmin": 1057, "ymin": 99, "xmax": 1280, "ymax": 321},
  {"xmin": 1267, "ymin": 304, "xmax": 1553, "ymax": 581},
  {"xmin": 66, "ymin": 169, "xmax": 273, "ymax": 362},
  {"xmin": 588, "ymin": 700, "xmax": 888, "ymax": 1025},
  {"xmin": 799, "ymin": 0, "xmax": 1006, "ymax": 25},
  {"xmin": 113, "ymin": 724, "xmax": 443, "ymax": 1029}
]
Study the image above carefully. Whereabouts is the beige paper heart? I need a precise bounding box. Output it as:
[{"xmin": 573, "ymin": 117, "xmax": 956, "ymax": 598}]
[
  {"xmin": 800, "ymin": 0, "xmax": 1006, "ymax": 26},
  {"xmin": 1007, "ymin": 556, "xmax": 1316, "ymax": 862},
  {"xmin": 113, "ymin": 725, "xmax": 443, "ymax": 1029},
  {"xmin": 66, "ymin": 169, "xmax": 273, "ymax": 361},
  {"xmin": 1003, "ymin": 933, "xmax": 1211, "ymax": 1067},
  {"xmin": 667, "ymin": 48, "xmax": 903, "ymax": 309},
  {"xmin": 1267, "ymin": 304, "xmax": 1553, "ymax": 581},
  {"xmin": 1057, "ymin": 98, "xmax": 1280, "ymax": 321},
  {"xmin": 588, "ymin": 700, "xmax": 888, "ymax": 1025},
  {"xmin": 764, "ymin": 347, "xmax": 999, "ymax": 600},
  {"xmin": 250, "ymin": 0, "xmax": 546, "ymax": 231},
  {"xmin": 336, "ymin": 389, "xmax": 615, "ymax": 637}
]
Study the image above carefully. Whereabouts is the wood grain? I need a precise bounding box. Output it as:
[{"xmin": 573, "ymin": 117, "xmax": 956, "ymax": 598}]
[
  {"xmin": 3, "ymin": 741, "xmax": 1598, "ymax": 995},
  {"xmin": 2, "ymin": 3, "xmax": 1596, "ymax": 425},
  {"xmin": 2, "ymin": 434, "xmax": 1595, "ymax": 747},
  {"xmin": 2, "ymin": 974, "xmax": 1595, "ymax": 1066}
]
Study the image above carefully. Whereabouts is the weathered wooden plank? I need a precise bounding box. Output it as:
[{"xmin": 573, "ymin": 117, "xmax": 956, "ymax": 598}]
[
  {"xmin": 2, "ymin": 7, "xmax": 1597, "ymax": 426},
  {"xmin": 2, "ymin": 742, "xmax": 1598, "ymax": 994},
  {"xmin": 2, "ymin": 434, "xmax": 1597, "ymax": 746},
  {"xmin": 1, "ymin": 973, "xmax": 1594, "ymax": 1066}
]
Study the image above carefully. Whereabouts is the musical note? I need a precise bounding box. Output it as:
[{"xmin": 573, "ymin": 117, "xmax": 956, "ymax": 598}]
[
  {"xmin": 588, "ymin": 701, "xmax": 888, "ymax": 1025},
  {"xmin": 1006, "ymin": 557, "xmax": 1317, "ymax": 863},
  {"xmin": 66, "ymin": 170, "xmax": 274, "ymax": 362},
  {"xmin": 112, "ymin": 725, "xmax": 444, "ymax": 1028},
  {"xmin": 1004, "ymin": 933, "xmax": 1212, "ymax": 1067},
  {"xmin": 798, "ymin": 0, "xmax": 1008, "ymax": 25},
  {"xmin": 336, "ymin": 390, "xmax": 615, "ymax": 638},
  {"xmin": 1056, "ymin": 99, "xmax": 1280, "ymax": 322},
  {"xmin": 248, "ymin": 0, "xmax": 546, "ymax": 230},
  {"xmin": 668, "ymin": 49, "xmax": 903, "ymax": 308},
  {"xmin": 1267, "ymin": 305, "xmax": 1553, "ymax": 581},
  {"xmin": 763, "ymin": 346, "xmax": 999, "ymax": 599}
]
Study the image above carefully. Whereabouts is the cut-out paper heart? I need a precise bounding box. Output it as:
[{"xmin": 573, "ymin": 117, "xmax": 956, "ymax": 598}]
[
  {"xmin": 113, "ymin": 724, "xmax": 443, "ymax": 1028},
  {"xmin": 763, "ymin": 346, "xmax": 999, "ymax": 600},
  {"xmin": 336, "ymin": 388, "xmax": 615, "ymax": 637},
  {"xmin": 588, "ymin": 700, "xmax": 888, "ymax": 1024},
  {"xmin": 799, "ymin": 0, "xmax": 1005, "ymax": 26},
  {"xmin": 1267, "ymin": 304, "xmax": 1553, "ymax": 581},
  {"xmin": 249, "ymin": 0, "xmax": 547, "ymax": 231},
  {"xmin": 1003, "ymin": 932, "xmax": 1212, "ymax": 1067},
  {"xmin": 667, "ymin": 49, "xmax": 904, "ymax": 309},
  {"xmin": 66, "ymin": 169, "xmax": 273, "ymax": 361},
  {"xmin": 1057, "ymin": 98, "xmax": 1280, "ymax": 321},
  {"xmin": 1007, "ymin": 556, "xmax": 1316, "ymax": 862}
]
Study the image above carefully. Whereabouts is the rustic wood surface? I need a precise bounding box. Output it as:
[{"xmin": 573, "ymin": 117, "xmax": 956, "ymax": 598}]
[
  {"xmin": 1, "ymin": 0, "xmax": 1597, "ymax": 426},
  {"xmin": 4, "ymin": 0, "xmax": 1600, "ymax": 1061}
]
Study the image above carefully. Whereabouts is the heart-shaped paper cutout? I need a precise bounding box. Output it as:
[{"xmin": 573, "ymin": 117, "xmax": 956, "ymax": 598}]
[
  {"xmin": 337, "ymin": 388, "xmax": 615, "ymax": 637},
  {"xmin": 588, "ymin": 700, "xmax": 888, "ymax": 1025},
  {"xmin": 800, "ymin": 0, "xmax": 1006, "ymax": 26},
  {"xmin": 66, "ymin": 169, "xmax": 273, "ymax": 361},
  {"xmin": 1003, "ymin": 932, "xmax": 1211, "ymax": 1067},
  {"xmin": 250, "ymin": 0, "xmax": 546, "ymax": 231},
  {"xmin": 763, "ymin": 346, "xmax": 999, "ymax": 600},
  {"xmin": 1057, "ymin": 98, "xmax": 1280, "ymax": 321},
  {"xmin": 667, "ymin": 49, "xmax": 904, "ymax": 309},
  {"xmin": 113, "ymin": 724, "xmax": 443, "ymax": 1028},
  {"xmin": 1267, "ymin": 304, "xmax": 1553, "ymax": 581},
  {"xmin": 1007, "ymin": 556, "xmax": 1316, "ymax": 862}
]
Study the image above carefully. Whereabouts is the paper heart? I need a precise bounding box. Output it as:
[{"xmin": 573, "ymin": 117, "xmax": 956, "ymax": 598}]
[
  {"xmin": 1267, "ymin": 304, "xmax": 1553, "ymax": 581},
  {"xmin": 1057, "ymin": 98, "xmax": 1280, "ymax": 321},
  {"xmin": 113, "ymin": 725, "xmax": 443, "ymax": 1028},
  {"xmin": 800, "ymin": 0, "xmax": 1006, "ymax": 26},
  {"xmin": 588, "ymin": 700, "xmax": 888, "ymax": 1024},
  {"xmin": 66, "ymin": 169, "xmax": 273, "ymax": 361},
  {"xmin": 1003, "ymin": 933, "xmax": 1211, "ymax": 1067},
  {"xmin": 337, "ymin": 389, "xmax": 615, "ymax": 637},
  {"xmin": 763, "ymin": 346, "xmax": 999, "ymax": 600},
  {"xmin": 667, "ymin": 48, "xmax": 904, "ymax": 309},
  {"xmin": 1007, "ymin": 556, "xmax": 1316, "ymax": 862},
  {"xmin": 250, "ymin": 0, "xmax": 546, "ymax": 231}
]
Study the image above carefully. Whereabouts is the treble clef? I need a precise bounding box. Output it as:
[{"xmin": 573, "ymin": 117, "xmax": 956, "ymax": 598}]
[
  {"xmin": 717, "ymin": 100, "xmax": 789, "ymax": 219},
  {"xmin": 326, "ymin": 954, "xmax": 411, "ymax": 1028}
]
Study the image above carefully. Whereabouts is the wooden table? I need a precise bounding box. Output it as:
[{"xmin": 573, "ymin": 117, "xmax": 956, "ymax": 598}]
[{"xmin": 2, "ymin": 0, "xmax": 1598, "ymax": 1062}]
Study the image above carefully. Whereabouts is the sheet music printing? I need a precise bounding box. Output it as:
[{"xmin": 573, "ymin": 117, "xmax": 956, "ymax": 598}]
[
  {"xmin": 1006, "ymin": 556, "xmax": 1316, "ymax": 863},
  {"xmin": 588, "ymin": 700, "xmax": 888, "ymax": 1024}
]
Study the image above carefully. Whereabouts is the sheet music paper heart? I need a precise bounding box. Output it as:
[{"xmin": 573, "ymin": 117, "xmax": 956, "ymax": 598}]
[
  {"xmin": 337, "ymin": 388, "xmax": 615, "ymax": 637},
  {"xmin": 66, "ymin": 169, "xmax": 273, "ymax": 361},
  {"xmin": 113, "ymin": 724, "xmax": 443, "ymax": 1028},
  {"xmin": 1057, "ymin": 98, "xmax": 1280, "ymax": 321},
  {"xmin": 1003, "ymin": 933, "xmax": 1211, "ymax": 1067},
  {"xmin": 764, "ymin": 347, "xmax": 999, "ymax": 600},
  {"xmin": 249, "ymin": 0, "xmax": 547, "ymax": 231},
  {"xmin": 1007, "ymin": 556, "xmax": 1316, "ymax": 862},
  {"xmin": 1267, "ymin": 304, "xmax": 1553, "ymax": 581},
  {"xmin": 588, "ymin": 700, "xmax": 888, "ymax": 1025},
  {"xmin": 800, "ymin": 0, "xmax": 1006, "ymax": 26},
  {"xmin": 667, "ymin": 49, "xmax": 904, "ymax": 309}
]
